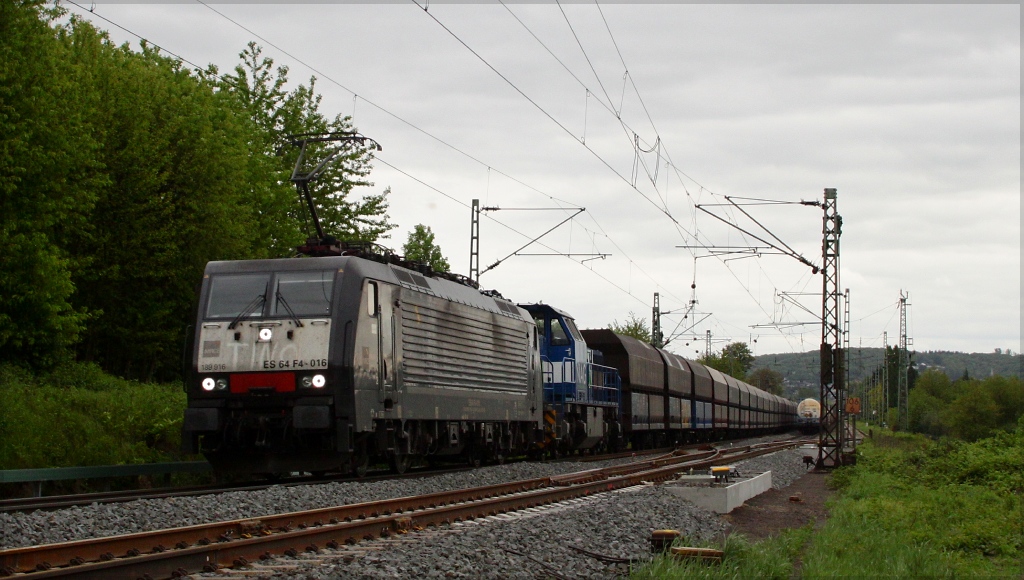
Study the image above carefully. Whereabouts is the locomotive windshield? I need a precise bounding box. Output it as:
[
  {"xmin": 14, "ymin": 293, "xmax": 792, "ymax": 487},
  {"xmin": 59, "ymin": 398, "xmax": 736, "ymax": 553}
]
[
  {"xmin": 205, "ymin": 270, "xmax": 335, "ymax": 319},
  {"xmin": 206, "ymin": 273, "xmax": 271, "ymax": 318},
  {"xmin": 271, "ymin": 271, "xmax": 334, "ymax": 316},
  {"xmin": 564, "ymin": 318, "xmax": 583, "ymax": 341}
]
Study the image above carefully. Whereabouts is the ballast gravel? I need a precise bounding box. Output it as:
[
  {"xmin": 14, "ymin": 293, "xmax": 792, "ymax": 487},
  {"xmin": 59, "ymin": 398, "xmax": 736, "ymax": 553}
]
[
  {"xmin": 0, "ymin": 436, "xmax": 811, "ymax": 580},
  {"xmin": 246, "ymin": 446, "xmax": 812, "ymax": 580},
  {"xmin": 293, "ymin": 485, "xmax": 727, "ymax": 580}
]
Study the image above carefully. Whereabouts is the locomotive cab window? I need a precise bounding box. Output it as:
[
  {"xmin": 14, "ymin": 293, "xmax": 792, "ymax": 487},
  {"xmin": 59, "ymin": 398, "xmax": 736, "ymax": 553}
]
[
  {"xmin": 272, "ymin": 271, "xmax": 334, "ymax": 317},
  {"xmin": 206, "ymin": 273, "xmax": 270, "ymax": 319},
  {"xmin": 550, "ymin": 318, "xmax": 570, "ymax": 346},
  {"xmin": 564, "ymin": 318, "xmax": 583, "ymax": 341},
  {"xmin": 366, "ymin": 281, "xmax": 379, "ymax": 316},
  {"xmin": 532, "ymin": 315, "xmax": 545, "ymax": 336}
]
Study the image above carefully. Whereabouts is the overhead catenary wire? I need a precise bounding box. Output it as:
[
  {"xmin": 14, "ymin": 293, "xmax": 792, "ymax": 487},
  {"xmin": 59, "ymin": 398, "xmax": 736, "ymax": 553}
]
[
  {"xmin": 197, "ymin": 0, "xmax": 701, "ymax": 313},
  {"xmin": 67, "ymin": 1, "xmax": 836, "ymax": 353},
  {"xmin": 492, "ymin": 2, "xmax": 811, "ymax": 350},
  {"xmin": 413, "ymin": 3, "xmax": 788, "ymax": 339},
  {"xmin": 64, "ymin": 0, "xmax": 697, "ymax": 315}
]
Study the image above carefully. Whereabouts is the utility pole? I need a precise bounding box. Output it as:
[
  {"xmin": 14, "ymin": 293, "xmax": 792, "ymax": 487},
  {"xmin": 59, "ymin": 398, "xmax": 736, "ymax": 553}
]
[
  {"xmin": 469, "ymin": 199, "xmax": 481, "ymax": 283},
  {"xmin": 817, "ymin": 188, "xmax": 844, "ymax": 468},
  {"xmin": 882, "ymin": 331, "xmax": 889, "ymax": 427},
  {"xmin": 652, "ymin": 293, "xmax": 663, "ymax": 348},
  {"xmin": 898, "ymin": 291, "xmax": 911, "ymax": 431},
  {"xmin": 706, "ymin": 330, "xmax": 712, "ymax": 357},
  {"xmin": 467, "ymin": 204, "xmax": 596, "ymax": 284}
]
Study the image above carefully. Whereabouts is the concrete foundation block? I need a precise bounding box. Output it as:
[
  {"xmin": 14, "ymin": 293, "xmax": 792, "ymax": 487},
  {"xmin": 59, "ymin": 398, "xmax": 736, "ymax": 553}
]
[{"xmin": 663, "ymin": 470, "xmax": 772, "ymax": 513}]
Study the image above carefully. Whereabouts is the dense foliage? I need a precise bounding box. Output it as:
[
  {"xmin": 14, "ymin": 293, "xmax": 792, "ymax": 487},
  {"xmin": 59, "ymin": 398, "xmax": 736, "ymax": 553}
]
[
  {"xmin": 902, "ymin": 369, "xmax": 1023, "ymax": 440},
  {"xmin": 800, "ymin": 430, "xmax": 1022, "ymax": 577},
  {"xmin": 0, "ymin": 362, "xmax": 187, "ymax": 471},
  {"xmin": 633, "ymin": 428, "xmax": 1023, "ymax": 579},
  {"xmin": 0, "ymin": 2, "xmax": 394, "ymax": 380}
]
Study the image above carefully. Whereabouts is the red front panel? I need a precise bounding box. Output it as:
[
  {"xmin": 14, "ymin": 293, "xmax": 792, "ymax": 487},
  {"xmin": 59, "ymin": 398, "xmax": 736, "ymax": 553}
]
[{"xmin": 230, "ymin": 372, "xmax": 296, "ymax": 393}]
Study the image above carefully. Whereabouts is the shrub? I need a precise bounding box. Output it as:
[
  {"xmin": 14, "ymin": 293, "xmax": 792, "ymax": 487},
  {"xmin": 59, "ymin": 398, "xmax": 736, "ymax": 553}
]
[{"xmin": 0, "ymin": 362, "xmax": 186, "ymax": 470}]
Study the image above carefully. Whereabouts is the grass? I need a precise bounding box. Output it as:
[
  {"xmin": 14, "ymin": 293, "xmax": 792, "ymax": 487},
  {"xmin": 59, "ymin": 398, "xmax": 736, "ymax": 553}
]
[
  {"xmin": 633, "ymin": 428, "xmax": 1023, "ymax": 579},
  {"xmin": 633, "ymin": 527, "xmax": 813, "ymax": 580},
  {"xmin": 0, "ymin": 362, "xmax": 198, "ymax": 494}
]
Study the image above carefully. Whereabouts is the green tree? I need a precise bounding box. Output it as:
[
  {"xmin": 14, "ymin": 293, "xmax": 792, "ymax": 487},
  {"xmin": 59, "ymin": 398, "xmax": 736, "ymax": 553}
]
[
  {"xmin": 908, "ymin": 388, "xmax": 947, "ymax": 437},
  {"xmin": 978, "ymin": 375, "xmax": 1023, "ymax": 431},
  {"xmin": 402, "ymin": 225, "xmax": 450, "ymax": 273},
  {"xmin": 219, "ymin": 43, "xmax": 394, "ymax": 251},
  {"xmin": 0, "ymin": 1, "xmax": 105, "ymax": 367},
  {"xmin": 747, "ymin": 367, "xmax": 785, "ymax": 395},
  {"xmin": 609, "ymin": 312, "xmax": 651, "ymax": 343},
  {"xmin": 701, "ymin": 342, "xmax": 755, "ymax": 378},
  {"xmin": 54, "ymin": 19, "xmax": 256, "ymax": 380},
  {"xmin": 943, "ymin": 386, "xmax": 1000, "ymax": 442}
]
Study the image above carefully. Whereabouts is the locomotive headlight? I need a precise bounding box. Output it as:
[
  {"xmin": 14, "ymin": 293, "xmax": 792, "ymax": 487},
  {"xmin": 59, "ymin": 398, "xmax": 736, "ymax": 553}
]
[
  {"xmin": 258, "ymin": 328, "xmax": 273, "ymax": 342},
  {"xmin": 216, "ymin": 378, "xmax": 228, "ymax": 391},
  {"xmin": 300, "ymin": 376, "xmax": 313, "ymax": 388},
  {"xmin": 312, "ymin": 374, "xmax": 326, "ymax": 388},
  {"xmin": 201, "ymin": 377, "xmax": 215, "ymax": 391}
]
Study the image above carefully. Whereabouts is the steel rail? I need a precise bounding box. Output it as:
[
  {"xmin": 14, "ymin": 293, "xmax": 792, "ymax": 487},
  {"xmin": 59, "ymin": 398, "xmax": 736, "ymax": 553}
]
[
  {"xmin": 1, "ymin": 465, "xmax": 476, "ymax": 514},
  {"xmin": 0, "ymin": 441, "xmax": 801, "ymax": 579}
]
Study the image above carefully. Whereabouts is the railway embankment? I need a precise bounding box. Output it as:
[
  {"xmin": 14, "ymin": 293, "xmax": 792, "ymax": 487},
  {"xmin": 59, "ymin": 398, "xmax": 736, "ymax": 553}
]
[{"xmin": 636, "ymin": 426, "xmax": 1023, "ymax": 579}]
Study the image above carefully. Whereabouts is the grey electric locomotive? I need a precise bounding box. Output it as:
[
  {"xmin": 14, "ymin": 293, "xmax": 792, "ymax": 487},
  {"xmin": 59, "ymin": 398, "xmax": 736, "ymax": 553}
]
[{"xmin": 182, "ymin": 251, "xmax": 543, "ymax": 476}]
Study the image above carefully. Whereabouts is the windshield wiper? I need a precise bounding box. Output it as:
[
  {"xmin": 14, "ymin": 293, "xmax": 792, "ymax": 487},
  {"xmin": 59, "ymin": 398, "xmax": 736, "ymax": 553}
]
[
  {"xmin": 228, "ymin": 293, "xmax": 266, "ymax": 330},
  {"xmin": 275, "ymin": 291, "xmax": 305, "ymax": 328}
]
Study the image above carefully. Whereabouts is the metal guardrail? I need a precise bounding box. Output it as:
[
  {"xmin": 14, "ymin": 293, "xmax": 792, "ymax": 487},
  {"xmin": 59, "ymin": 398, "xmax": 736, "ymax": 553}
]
[{"xmin": 0, "ymin": 462, "xmax": 211, "ymax": 484}]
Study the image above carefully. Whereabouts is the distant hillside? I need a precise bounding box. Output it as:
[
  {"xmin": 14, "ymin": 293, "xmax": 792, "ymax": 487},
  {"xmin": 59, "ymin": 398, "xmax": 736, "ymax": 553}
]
[{"xmin": 753, "ymin": 348, "xmax": 1022, "ymax": 400}]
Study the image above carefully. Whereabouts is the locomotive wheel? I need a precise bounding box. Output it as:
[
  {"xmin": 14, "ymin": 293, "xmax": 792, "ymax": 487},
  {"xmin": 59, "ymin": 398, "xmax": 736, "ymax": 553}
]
[
  {"xmin": 391, "ymin": 453, "xmax": 412, "ymax": 475},
  {"xmin": 352, "ymin": 453, "xmax": 369, "ymax": 478},
  {"xmin": 466, "ymin": 448, "xmax": 482, "ymax": 468}
]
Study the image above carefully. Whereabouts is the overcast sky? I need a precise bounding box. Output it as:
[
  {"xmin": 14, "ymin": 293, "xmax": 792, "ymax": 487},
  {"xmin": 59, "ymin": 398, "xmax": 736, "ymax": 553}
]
[{"xmin": 73, "ymin": 2, "xmax": 1020, "ymax": 357}]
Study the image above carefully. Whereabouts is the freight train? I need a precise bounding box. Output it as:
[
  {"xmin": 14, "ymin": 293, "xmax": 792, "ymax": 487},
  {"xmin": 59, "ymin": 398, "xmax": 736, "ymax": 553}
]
[{"xmin": 181, "ymin": 242, "xmax": 798, "ymax": 475}]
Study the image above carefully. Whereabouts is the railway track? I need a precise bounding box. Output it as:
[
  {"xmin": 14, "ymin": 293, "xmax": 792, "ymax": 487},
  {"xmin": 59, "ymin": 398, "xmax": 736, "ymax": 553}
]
[
  {"xmin": 1, "ymin": 445, "xmax": 682, "ymax": 514},
  {"xmin": 0, "ymin": 438, "xmax": 805, "ymax": 579},
  {"xmin": 0, "ymin": 465, "xmax": 474, "ymax": 514}
]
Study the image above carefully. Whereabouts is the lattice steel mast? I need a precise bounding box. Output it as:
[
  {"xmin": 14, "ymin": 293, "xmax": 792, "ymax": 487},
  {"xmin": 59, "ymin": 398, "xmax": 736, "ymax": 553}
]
[
  {"xmin": 817, "ymin": 188, "xmax": 844, "ymax": 468},
  {"xmin": 897, "ymin": 291, "xmax": 911, "ymax": 431},
  {"xmin": 469, "ymin": 199, "xmax": 481, "ymax": 283},
  {"xmin": 882, "ymin": 331, "xmax": 889, "ymax": 426},
  {"xmin": 652, "ymin": 293, "xmax": 664, "ymax": 348}
]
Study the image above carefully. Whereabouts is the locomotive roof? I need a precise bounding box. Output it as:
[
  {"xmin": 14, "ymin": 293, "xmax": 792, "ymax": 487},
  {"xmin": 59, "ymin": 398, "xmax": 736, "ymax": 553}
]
[
  {"xmin": 203, "ymin": 255, "xmax": 528, "ymax": 322},
  {"xmin": 517, "ymin": 303, "xmax": 577, "ymax": 320}
]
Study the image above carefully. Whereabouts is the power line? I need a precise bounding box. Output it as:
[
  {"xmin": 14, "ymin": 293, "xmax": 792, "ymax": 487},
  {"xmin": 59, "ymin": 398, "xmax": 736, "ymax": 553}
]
[
  {"xmin": 495, "ymin": 3, "xmax": 815, "ymax": 348},
  {"xmin": 414, "ymin": 1, "xmax": 689, "ymax": 233},
  {"xmin": 68, "ymin": 2, "xmax": 836, "ymax": 353},
  {"xmin": 68, "ymin": 0, "xmax": 697, "ymax": 314}
]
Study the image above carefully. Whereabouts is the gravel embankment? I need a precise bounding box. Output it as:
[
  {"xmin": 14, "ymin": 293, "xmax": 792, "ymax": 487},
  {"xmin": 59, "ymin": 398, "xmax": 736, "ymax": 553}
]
[
  {"xmin": 253, "ymin": 446, "xmax": 811, "ymax": 579},
  {"xmin": 2, "ymin": 461, "xmax": 605, "ymax": 549},
  {"xmin": 1, "ymin": 435, "xmax": 811, "ymax": 579},
  {"xmin": 289, "ymin": 485, "xmax": 727, "ymax": 580}
]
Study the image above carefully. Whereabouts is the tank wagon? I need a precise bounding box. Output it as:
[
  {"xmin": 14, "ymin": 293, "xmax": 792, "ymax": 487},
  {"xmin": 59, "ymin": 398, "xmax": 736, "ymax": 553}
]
[
  {"xmin": 796, "ymin": 398, "xmax": 822, "ymax": 434},
  {"xmin": 182, "ymin": 244, "xmax": 798, "ymax": 475}
]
